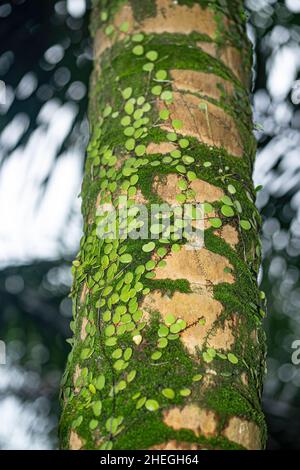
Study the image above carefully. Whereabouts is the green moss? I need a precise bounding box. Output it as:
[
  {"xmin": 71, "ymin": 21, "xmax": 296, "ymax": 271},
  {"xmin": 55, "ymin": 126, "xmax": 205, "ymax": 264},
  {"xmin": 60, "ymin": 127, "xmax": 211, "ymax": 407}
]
[{"xmin": 144, "ymin": 278, "xmax": 192, "ymax": 294}]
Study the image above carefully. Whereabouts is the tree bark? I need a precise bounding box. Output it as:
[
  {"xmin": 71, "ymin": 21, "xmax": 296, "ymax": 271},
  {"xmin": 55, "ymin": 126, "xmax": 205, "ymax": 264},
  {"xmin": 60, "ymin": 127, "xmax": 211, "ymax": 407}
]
[{"xmin": 60, "ymin": 0, "xmax": 266, "ymax": 450}]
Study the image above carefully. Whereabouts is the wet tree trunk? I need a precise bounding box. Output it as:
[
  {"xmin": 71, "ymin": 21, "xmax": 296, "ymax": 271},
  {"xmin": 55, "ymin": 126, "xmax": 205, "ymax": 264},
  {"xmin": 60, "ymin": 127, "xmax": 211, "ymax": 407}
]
[{"xmin": 60, "ymin": 0, "xmax": 266, "ymax": 450}]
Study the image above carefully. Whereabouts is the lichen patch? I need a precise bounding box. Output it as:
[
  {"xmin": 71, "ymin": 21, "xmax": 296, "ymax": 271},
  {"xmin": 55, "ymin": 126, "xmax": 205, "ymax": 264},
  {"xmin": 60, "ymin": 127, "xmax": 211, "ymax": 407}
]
[{"xmin": 163, "ymin": 404, "xmax": 218, "ymax": 437}]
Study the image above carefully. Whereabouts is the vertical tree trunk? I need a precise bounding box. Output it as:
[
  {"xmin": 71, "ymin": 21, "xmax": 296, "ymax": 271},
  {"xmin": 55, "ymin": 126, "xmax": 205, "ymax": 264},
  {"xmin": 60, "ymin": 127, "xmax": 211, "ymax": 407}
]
[{"xmin": 60, "ymin": 0, "xmax": 266, "ymax": 450}]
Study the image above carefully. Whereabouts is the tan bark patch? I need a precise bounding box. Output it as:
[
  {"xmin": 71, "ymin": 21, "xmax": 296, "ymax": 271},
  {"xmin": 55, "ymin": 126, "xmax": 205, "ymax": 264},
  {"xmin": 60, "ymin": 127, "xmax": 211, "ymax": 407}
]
[
  {"xmin": 152, "ymin": 174, "xmax": 222, "ymax": 229},
  {"xmin": 197, "ymin": 42, "xmax": 246, "ymax": 85},
  {"xmin": 141, "ymin": 290, "xmax": 235, "ymax": 354},
  {"xmin": 241, "ymin": 372, "xmax": 249, "ymax": 386},
  {"xmin": 223, "ymin": 417, "xmax": 262, "ymax": 450},
  {"xmin": 80, "ymin": 282, "xmax": 89, "ymax": 304},
  {"xmin": 152, "ymin": 174, "xmax": 223, "ymax": 205},
  {"xmin": 192, "ymin": 214, "xmax": 216, "ymax": 231},
  {"xmin": 251, "ymin": 329, "xmax": 259, "ymax": 345},
  {"xmin": 198, "ymin": 41, "xmax": 217, "ymax": 57},
  {"xmin": 170, "ymin": 69, "xmax": 234, "ymax": 100},
  {"xmin": 215, "ymin": 224, "xmax": 239, "ymax": 248},
  {"xmin": 154, "ymin": 246, "xmax": 234, "ymax": 285},
  {"xmin": 146, "ymin": 141, "xmax": 177, "ymax": 155},
  {"xmin": 134, "ymin": 189, "xmax": 148, "ymax": 205},
  {"xmin": 189, "ymin": 179, "xmax": 224, "ymax": 202},
  {"xmin": 201, "ymin": 370, "xmax": 218, "ymax": 389},
  {"xmin": 207, "ymin": 319, "xmax": 236, "ymax": 351},
  {"xmin": 69, "ymin": 431, "xmax": 84, "ymax": 450},
  {"xmin": 152, "ymin": 173, "xmax": 181, "ymax": 205},
  {"xmin": 163, "ymin": 405, "xmax": 218, "ymax": 437},
  {"xmin": 150, "ymin": 440, "xmax": 200, "ymax": 450},
  {"xmin": 73, "ymin": 364, "xmax": 81, "ymax": 393},
  {"xmin": 220, "ymin": 46, "xmax": 247, "ymax": 86},
  {"xmin": 137, "ymin": 0, "xmax": 218, "ymax": 38},
  {"xmin": 94, "ymin": 4, "xmax": 134, "ymax": 59},
  {"xmin": 157, "ymin": 92, "xmax": 243, "ymax": 157},
  {"xmin": 94, "ymin": 1, "xmax": 220, "ymax": 60},
  {"xmin": 96, "ymin": 191, "xmax": 102, "ymax": 209},
  {"xmin": 80, "ymin": 317, "xmax": 88, "ymax": 341}
]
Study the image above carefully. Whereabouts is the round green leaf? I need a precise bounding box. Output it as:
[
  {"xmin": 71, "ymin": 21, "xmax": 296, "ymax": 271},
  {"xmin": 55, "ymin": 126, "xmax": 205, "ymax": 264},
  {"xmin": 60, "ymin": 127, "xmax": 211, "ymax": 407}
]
[
  {"xmin": 125, "ymin": 139, "xmax": 135, "ymax": 151},
  {"xmin": 120, "ymin": 253, "xmax": 133, "ymax": 263},
  {"xmin": 132, "ymin": 33, "xmax": 144, "ymax": 42},
  {"xmin": 159, "ymin": 109, "xmax": 170, "ymax": 120},
  {"xmin": 92, "ymin": 401, "xmax": 102, "ymax": 417},
  {"xmin": 179, "ymin": 388, "xmax": 191, "ymax": 397},
  {"xmin": 152, "ymin": 85, "xmax": 162, "ymax": 96},
  {"xmin": 179, "ymin": 138, "xmax": 189, "ymax": 149},
  {"xmin": 158, "ymin": 337, "xmax": 168, "ymax": 348},
  {"xmin": 146, "ymin": 50, "xmax": 158, "ymax": 61},
  {"xmin": 162, "ymin": 388, "xmax": 175, "ymax": 399},
  {"xmin": 145, "ymin": 399, "xmax": 159, "ymax": 411},
  {"xmin": 132, "ymin": 45, "xmax": 144, "ymax": 56},
  {"xmin": 172, "ymin": 119, "xmax": 183, "ymax": 130},
  {"xmin": 221, "ymin": 205, "xmax": 235, "ymax": 217},
  {"xmin": 156, "ymin": 70, "xmax": 167, "ymax": 80},
  {"xmin": 227, "ymin": 353, "xmax": 239, "ymax": 364},
  {"xmin": 143, "ymin": 62, "xmax": 154, "ymax": 72},
  {"xmin": 142, "ymin": 241, "xmax": 155, "ymax": 252},
  {"xmin": 228, "ymin": 184, "xmax": 236, "ymax": 194},
  {"xmin": 135, "ymin": 144, "xmax": 146, "ymax": 156},
  {"xmin": 122, "ymin": 87, "xmax": 132, "ymax": 99},
  {"xmin": 209, "ymin": 217, "xmax": 222, "ymax": 228},
  {"xmin": 240, "ymin": 220, "xmax": 251, "ymax": 230},
  {"xmin": 151, "ymin": 351, "xmax": 162, "ymax": 361},
  {"xmin": 165, "ymin": 313, "xmax": 175, "ymax": 325},
  {"xmin": 95, "ymin": 375, "xmax": 105, "ymax": 390},
  {"xmin": 161, "ymin": 90, "xmax": 173, "ymax": 101}
]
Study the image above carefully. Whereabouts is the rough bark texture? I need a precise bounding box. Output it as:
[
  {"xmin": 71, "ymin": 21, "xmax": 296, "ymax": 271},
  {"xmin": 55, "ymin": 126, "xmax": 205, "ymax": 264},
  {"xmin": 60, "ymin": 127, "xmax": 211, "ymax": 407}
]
[{"xmin": 59, "ymin": 0, "xmax": 267, "ymax": 450}]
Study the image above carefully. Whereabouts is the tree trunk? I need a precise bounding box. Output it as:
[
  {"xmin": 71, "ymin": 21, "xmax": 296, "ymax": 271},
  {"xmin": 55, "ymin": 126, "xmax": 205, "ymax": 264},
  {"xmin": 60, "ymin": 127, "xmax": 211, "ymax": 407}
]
[{"xmin": 60, "ymin": 0, "xmax": 266, "ymax": 450}]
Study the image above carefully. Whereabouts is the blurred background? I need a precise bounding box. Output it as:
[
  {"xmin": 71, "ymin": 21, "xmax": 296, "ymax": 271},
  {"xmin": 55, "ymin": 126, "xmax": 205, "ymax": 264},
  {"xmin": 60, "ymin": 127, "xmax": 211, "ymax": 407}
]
[{"xmin": 0, "ymin": 0, "xmax": 299, "ymax": 450}]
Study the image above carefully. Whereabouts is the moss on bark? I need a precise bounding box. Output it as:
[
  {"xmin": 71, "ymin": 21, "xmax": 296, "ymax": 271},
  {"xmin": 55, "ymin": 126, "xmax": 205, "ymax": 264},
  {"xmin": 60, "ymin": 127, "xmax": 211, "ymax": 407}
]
[{"xmin": 60, "ymin": 0, "xmax": 266, "ymax": 450}]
